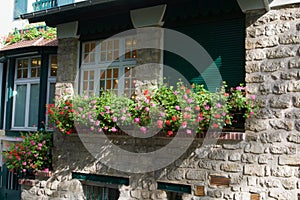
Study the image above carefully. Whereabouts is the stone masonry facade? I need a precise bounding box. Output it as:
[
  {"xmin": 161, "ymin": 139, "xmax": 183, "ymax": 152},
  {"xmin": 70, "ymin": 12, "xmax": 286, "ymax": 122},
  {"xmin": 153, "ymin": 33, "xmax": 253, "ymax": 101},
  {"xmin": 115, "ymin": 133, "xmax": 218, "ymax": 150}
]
[{"xmin": 21, "ymin": 4, "xmax": 300, "ymax": 200}]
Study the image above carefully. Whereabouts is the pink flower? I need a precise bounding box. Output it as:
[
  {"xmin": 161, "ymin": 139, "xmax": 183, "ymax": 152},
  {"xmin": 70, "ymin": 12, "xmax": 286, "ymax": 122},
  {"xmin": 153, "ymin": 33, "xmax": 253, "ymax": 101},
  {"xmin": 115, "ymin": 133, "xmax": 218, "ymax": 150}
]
[
  {"xmin": 78, "ymin": 107, "xmax": 83, "ymax": 112},
  {"xmin": 186, "ymin": 129, "xmax": 192, "ymax": 134},
  {"xmin": 91, "ymin": 100, "xmax": 97, "ymax": 104},
  {"xmin": 251, "ymin": 95, "xmax": 256, "ymax": 100},
  {"xmin": 173, "ymin": 91, "xmax": 178, "ymax": 95},
  {"xmin": 195, "ymin": 105, "xmax": 200, "ymax": 111},
  {"xmin": 175, "ymin": 106, "xmax": 180, "ymax": 111},
  {"xmin": 34, "ymin": 154, "xmax": 38, "ymax": 157},
  {"xmin": 95, "ymin": 120, "xmax": 100, "ymax": 126},
  {"xmin": 98, "ymin": 128, "xmax": 102, "ymax": 133},
  {"xmin": 44, "ymin": 168, "xmax": 49, "ymax": 172},
  {"xmin": 112, "ymin": 117, "xmax": 117, "ymax": 122},
  {"xmin": 82, "ymin": 115, "xmax": 85, "ymax": 119},
  {"xmin": 182, "ymin": 121, "xmax": 187, "ymax": 128},
  {"xmin": 216, "ymin": 103, "xmax": 222, "ymax": 108},
  {"xmin": 38, "ymin": 143, "xmax": 43, "ymax": 147},
  {"xmin": 37, "ymin": 147, "xmax": 42, "ymax": 151},
  {"xmin": 111, "ymin": 127, "xmax": 117, "ymax": 132},
  {"xmin": 140, "ymin": 126, "xmax": 147, "ymax": 134},
  {"xmin": 22, "ymin": 169, "xmax": 26, "ymax": 172},
  {"xmin": 250, "ymin": 111, "xmax": 254, "ymax": 115},
  {"xmin": 134, "ymin": 118, "xmax": 140, "ymax": 123},
  {"xmin": 145, "ymin": 99, "xmax": 150, "ymax": 104},
  {"xmin": 8, "ymin": 155, "xmax": 12, "ymax": 159},
  {"xmin": 64, "ymin": 106, "xmax": 68, "ymax": 110},
  {"xmin": 236, "ymin": 86, "xmax": 245, "ymax": 90},
  {"xmin": 105, "ymin": 106, "xmax": 110, "ymax": 110},
  {"xmin": 17, "ymin": 157, "xmax": 21, "ymax": 161},
  {"xmin": 90, "ymin": 127, "xmax": 95, "ymax": 131},
  {"xmin": 104, "ymin": 126, "xmax": 108, "ymax": 130},
  {"xmin": 30, "ymin": 140, "xmax": 35, "ymax": 145},
  {"xmin": 160, "ymin": 112, "xmax": 166, "ymax": 117},
  {"xmin": 204, "ymin": 105, "xmax": 210, "ymax": 110},
  {"xmin": 22, "ymin": 162, "xmax": 26, "ymax": 166},
  {"xmin": 121, "ymin": 116, "xmax": 126, "ymax": 121},
  {"xmin": 185, "ymin": 106, "xmax": 191, "ymax": 111},
  {"xmin": 145, "ymin": 107, "xmax": 150, "ymax": 112},
  {"xmin": 151, "ymin": 103, "xmax": 156, "ymax": 107},
  {"xmin": 197, "ymin": 117, "xmax": 204, "ymax": 122},
  {"xmin": 187, "ymin": 99, "xmax": 193, "ymax": 103}
]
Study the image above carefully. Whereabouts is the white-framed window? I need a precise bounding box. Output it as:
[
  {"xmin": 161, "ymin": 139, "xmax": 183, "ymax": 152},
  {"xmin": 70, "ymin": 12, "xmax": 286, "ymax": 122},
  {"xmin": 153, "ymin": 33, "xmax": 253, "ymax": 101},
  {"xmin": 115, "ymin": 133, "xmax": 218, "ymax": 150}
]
[
  {"xmin": 12, "ymin": 55, "xmax": 57, "ymax": 130},
  {"xmin": 12, "ymin": 56, "xmax": 41, "ymax": 130},
  {"xmin": 80, "ymin": 37, "xmax": 137, "ymax": 97}
]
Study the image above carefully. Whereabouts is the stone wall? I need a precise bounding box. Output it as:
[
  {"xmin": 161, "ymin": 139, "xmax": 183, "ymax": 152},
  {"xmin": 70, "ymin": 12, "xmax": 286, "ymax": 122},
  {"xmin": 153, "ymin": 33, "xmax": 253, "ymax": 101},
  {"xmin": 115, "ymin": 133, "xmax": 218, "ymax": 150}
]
[{"xmin": 21, "ymin": 4, "xmax": 300, "ymax": 200}]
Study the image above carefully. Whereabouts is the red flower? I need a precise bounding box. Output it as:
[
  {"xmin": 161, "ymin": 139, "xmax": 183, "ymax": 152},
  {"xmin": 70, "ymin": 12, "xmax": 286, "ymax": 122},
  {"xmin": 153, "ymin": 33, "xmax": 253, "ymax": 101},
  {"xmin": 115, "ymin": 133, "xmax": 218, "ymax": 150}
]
[
  {"xmin": 171, "ymin": 116, "xmax": 177, "ymax": 121},
  {"xmin": 214, "ymin": 114, "xmax": 221, "ymax": 119},
  {"xmin": 186, "ymin": 89, "xmax": 191, "ymax": 94},
  {"xmin": 144, "ymin": 90, "xmax": 149, "ymax": 96},
  {"xmin": 212, "ymin": 123, "xmax": 219, "ymax": 128},
  {"xmin": 59, "ymin": 111, "xmax": 64, "ymax": 115},
  {"xmin": 167, "ymin": 130, "xmax": 173, "ymax": 136},
  {"xmin": 165, "ymin": 120, "xmax": 171, "ymax": 126}
]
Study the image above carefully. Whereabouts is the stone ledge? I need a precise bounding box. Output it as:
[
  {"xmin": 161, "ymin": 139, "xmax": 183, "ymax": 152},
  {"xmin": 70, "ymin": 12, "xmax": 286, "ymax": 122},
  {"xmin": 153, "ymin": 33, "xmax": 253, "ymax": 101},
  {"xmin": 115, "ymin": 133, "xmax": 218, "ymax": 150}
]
[{"xmin": 18, "ymin": 179, "xmax": 36, "ymax": 187}]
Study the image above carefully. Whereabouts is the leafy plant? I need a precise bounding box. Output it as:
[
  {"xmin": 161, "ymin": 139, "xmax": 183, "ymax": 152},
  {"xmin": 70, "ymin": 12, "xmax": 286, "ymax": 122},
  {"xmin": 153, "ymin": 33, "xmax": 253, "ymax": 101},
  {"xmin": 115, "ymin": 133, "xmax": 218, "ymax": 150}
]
[
  {"xmin": 2, "ymin": 130, "xmax": 52, "ymax": 174},
  {"xmin": 47, "ymin": 81, "xmax": 258, "ymax": 136},
  {"xmin": 4, "ymin": 26, "xmax": 56, "ymax": 45}
]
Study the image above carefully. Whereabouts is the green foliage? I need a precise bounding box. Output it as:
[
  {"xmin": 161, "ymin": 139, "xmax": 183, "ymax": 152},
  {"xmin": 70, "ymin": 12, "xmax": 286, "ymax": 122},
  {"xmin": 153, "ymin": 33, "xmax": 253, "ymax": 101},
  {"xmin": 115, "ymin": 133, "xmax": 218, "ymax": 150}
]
[
  {"xmin": 4, "ymin": 26, "xmax": 56, "ymax": 45},
  {"xmin": 2, "ymin": 130, "xmax": 52, "ymax": 174},
  {"xmin": 48, "ymin": 81, "xmax": 258, "ymax": 136}
]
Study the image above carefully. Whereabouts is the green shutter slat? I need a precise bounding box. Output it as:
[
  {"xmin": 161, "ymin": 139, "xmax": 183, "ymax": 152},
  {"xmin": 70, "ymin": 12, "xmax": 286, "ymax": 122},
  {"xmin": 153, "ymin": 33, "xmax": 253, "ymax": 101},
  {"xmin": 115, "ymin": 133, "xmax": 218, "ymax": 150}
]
[
  {"xmin": 72, "ymin": 172, "xmax": 129, "ymax": 186},
  {"xmin": 164, "ymin": 18, "xmax": 245, "ymax": 89},
  {"xmin": 157, "ymin": 182, "xmax": 191, "ymax": 194}
]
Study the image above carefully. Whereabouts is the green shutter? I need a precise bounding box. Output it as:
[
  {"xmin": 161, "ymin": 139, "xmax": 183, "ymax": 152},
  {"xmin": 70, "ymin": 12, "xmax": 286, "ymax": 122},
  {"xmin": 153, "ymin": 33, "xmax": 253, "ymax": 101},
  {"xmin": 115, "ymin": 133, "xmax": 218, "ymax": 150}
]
[
  {"xmin": 163, "ymin": 18, "xmax": 245, "ymax": 89},
  {"xmin": 14, "ymin": 0, "xmax": 28, "ymax": 19}
]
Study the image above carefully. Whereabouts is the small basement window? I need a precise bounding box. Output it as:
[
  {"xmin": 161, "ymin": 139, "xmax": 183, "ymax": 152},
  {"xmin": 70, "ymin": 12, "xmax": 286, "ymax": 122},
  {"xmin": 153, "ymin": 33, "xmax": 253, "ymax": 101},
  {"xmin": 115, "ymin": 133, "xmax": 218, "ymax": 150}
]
[
  {"xmin": 157, "ymin": 182, "xmax": 191, "ymax": 200},
  {"xmin": 72, "ymin": 172, "xmax": 129, "ymax": 200}
]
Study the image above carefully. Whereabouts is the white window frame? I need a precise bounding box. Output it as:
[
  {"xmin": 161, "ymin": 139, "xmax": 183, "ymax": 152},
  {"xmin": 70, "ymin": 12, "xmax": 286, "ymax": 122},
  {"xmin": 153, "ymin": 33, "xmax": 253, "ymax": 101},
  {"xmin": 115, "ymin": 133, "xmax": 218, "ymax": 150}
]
[
  {"xmin": 11, "ymin": 56, "xmax": 41, "ymax": 131},
  {"xmin": 80, "ymin": 37, "xmax": 137, "ymax": 97}
]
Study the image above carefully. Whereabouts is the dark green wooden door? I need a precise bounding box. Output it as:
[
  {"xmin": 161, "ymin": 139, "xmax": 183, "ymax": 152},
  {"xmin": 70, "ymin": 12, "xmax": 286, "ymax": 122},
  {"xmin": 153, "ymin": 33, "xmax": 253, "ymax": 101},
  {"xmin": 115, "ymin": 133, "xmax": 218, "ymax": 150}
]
[{"xmin": 0, "ymin": 165, "xmax": 21, "ymax": 200}]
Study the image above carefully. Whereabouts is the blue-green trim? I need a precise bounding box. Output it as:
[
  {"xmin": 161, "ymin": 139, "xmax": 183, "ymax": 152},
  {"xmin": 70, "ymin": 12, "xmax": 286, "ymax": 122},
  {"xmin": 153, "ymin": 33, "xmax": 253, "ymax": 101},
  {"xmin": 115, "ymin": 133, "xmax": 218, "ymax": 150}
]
[
  {"xmin": 5, "ymin": 58, "xmax": 16, "ymax": 130},
  {"xmin": 0, "ymin": 62, "xmax": 7, "ymax": 129},
  {"xmin": 72, "ymin": 172, "xmax": 129, "ymax": 186},
  {"xmin": 157, "ymin": 182, "xmax": 191, "ymax": 194},
  {"xmin": 38, "ymin": 53, "xmax": 49, "ymax": 129}
]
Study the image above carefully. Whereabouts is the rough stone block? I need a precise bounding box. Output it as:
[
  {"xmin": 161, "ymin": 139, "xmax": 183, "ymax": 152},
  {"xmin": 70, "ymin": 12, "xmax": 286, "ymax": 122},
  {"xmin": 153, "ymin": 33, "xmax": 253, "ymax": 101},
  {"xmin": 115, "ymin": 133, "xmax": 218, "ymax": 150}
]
[
  {"xmin": 271, "ymin": 166, "xmax": 294, "ymax": 177},
  {"xmin": 241, "ymin": 154, "xmax": 257, "ymax": 164},
  {"xmin": 244, "ymin": 165, "xmax": 264, "ymax": 177},
  {"xmin": 279, "ymin": 34, "xmax": 300, "ymax": 44},
  {"xmin": 256, "ymin": 36, "xmax": 279, "ymax": 48},
  {"xmin": 258, "ymin": 155, "xmax": 272, "ymax": 164},
  {"xmin": 208, "ymin": 150, "xmax": 228, "ymax": 161},
  {"xmin": 245, "ymin": 74, "xmax": 265, "ymax": 83},
  {"xmin": 260, "ymin": 61, "xmax": 285, "ymax": 72},
  {"xmin": 269, "ymin": 97, "xmax": 291, "ymax": 108},
  {"xmin": 228, "ymin": 153, "xmax": 241, "ymax": 162},
  {"xmin": 285, "ymin": 110, "xmax": 300, "ymax": 119},
  {"xmin": 279, "ymin": 155, "xmax": 300, "ymax": 166},
  {"xmin": 287, "ymin": 133, "xmax": 300, "ymax": 144},
  {"xmin": 244, "ymin": 142, "xmax": 265, "ymax": 154},
  {"xmin": 272, "ymin": 83, "xmax": 287, "ymax": 94},
  {"xmin": 245, "ymin": 120, "xmax": 268, "ymax": 132},
  {"xmin": 246, "ymin": 49, "xmax": 266, "ymax": 61},
  {"xmin": 198, "ymin": 160, "xmax": 217, "ymax": 170},
  {"xmin": 289, "ymin": 58, "xmax": 300, "ymax": 68},
  {"xmin": 269, "ymin": 189, "xmax": 292, "ymax": 199},
  {"xmin": 264, "ymin": 178, "xmax": 281, "ymax": 188},
  {"xmin": 281, "ymin": 178, "xmax": 297, "ymax": 190},
  {"xmin": 267, "ymin": 47, "xmax": 296, "ymax": 59},
  {"xmin": 287, "ymin": 81, "xmax": 300, "ymax": 92},
  {"xmin": 186, "ymin": 170, "xmax": 206, "ymax": 181},
  {"xmin": 293, "ymin": 96, "xmax": 300, "ymax": 108},
  {"xmin": 281, "ymin": 71, "xmax": 299, "ymax": 80},
  {"xmin": 245, "ymin": 62, "xmax": 260, "ymax": 73},
  {"xmin": 167, "ymin": 168, "xmax": 185, "ymax": 180},
  {"xmin": 260, "ymin": 132, "xmax": 282, "ymax": 143},
  {"xmin": 269, "ymin": 120, "xmax": 293, "ymax": 131},
  {"xmin": 221, "ymin": 163, "xmax": 242, "ymax": 173},
  {"xmin": 247, "ymin": 177, "xmax": 257, "ymax": 186}
]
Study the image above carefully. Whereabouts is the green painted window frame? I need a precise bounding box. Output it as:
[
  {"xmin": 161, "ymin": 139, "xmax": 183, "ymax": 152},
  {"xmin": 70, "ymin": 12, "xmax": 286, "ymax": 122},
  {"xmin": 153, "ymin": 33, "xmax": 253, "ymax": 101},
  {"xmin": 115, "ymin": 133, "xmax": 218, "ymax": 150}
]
[{"xmin": 157, "ymin": 182, "xmax": 191, "ymax": 194}]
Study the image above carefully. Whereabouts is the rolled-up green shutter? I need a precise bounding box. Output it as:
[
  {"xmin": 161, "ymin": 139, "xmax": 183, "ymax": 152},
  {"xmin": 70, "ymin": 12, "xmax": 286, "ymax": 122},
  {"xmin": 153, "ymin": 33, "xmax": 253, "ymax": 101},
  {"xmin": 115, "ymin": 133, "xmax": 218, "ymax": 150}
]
[{"xmin": 164, "ymin": 18, "xmax": 245, "ymax": 89}]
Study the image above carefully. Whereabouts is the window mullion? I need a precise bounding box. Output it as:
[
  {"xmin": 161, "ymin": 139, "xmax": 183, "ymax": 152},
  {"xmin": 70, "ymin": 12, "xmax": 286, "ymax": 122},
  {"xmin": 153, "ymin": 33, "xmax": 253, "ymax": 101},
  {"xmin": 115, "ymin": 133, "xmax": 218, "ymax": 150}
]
[{"xmin": 24, "ymin": 83, "xmax": 31, "ymax": 128}]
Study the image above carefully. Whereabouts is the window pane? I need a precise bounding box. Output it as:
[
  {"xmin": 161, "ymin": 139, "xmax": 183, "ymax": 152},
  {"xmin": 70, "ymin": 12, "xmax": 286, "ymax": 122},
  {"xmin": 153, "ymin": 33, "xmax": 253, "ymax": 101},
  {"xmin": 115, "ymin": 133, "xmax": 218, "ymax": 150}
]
[
  {"xmin": 14, "ymin": 85, "xmax": 27, "ymax": 127},
  {"xmin": 107, "ymin": 69, "xmax": 112, "ymax": 78},
  {"xmin": 90, "ymin": 71, "xmax": 94, "ymax": 80},
  {"xmin": 84, "ymin": 71, "xmax": 88, "ymax": 80},
  {"xmin": 84, "ymin": 43, "xmax": 90, "ymax": 53},
  {"xmin": 113, "ymin": 69, "xmax": 118, "ymax": 78},
  {"xmin": 49, "ymin": 83, "xmax": 55, "ymax": 104},
  {"xmin": 29, "ymin": 84, "xmax": 40, "ymax": 127},
  {"xmin": 50, "ymin": 55, "xmax": 57, "ymax": 77}
]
